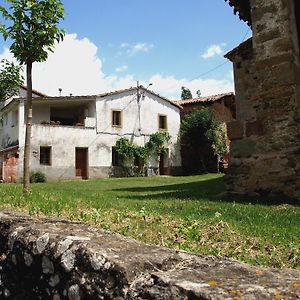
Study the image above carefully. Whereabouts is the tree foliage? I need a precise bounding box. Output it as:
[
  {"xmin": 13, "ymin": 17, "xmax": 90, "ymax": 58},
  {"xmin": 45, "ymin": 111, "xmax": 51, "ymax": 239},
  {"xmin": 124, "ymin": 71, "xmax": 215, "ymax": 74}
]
[
  {"xmin": 146, "ymin": 131, "xmax": 170, "ymax": 156},
  {"xmin": 181, "ymin": 108, "xmax": 228, "ymax": 156},
  {"xmin": 115, "ymin": 132, "xmax": 170, "ymax": 176},
  {"xmin": 181, "ymin": 86, "xmax": 193, "ymax": 100},
  {"xmin": 0, "ymin": 0, "xmax": 65, "ymax": 64},
  {"xmin": 0, "ymin": 59, "xmax": 23, "ymax": 101},
  {"xmin": 115, "ymin": 137, "xmax": 135, "ymax": 160},
  {"xmin": 0, "ymin": 0, "xmax": 65, "ymax": 193}
]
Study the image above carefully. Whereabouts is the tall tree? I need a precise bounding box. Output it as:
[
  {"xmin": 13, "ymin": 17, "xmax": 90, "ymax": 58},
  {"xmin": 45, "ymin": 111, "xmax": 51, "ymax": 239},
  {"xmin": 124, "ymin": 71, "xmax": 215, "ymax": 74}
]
[
  {"xmin": 0, "ymin": 0, "xmax": 65, "ymax": 193},
  {"xmin": 181, "ymin": 86, "xmax": 193, "ymax": 100},
  {"xmin": 0, "ymin": 59, "xmax": 23, "ymax": 101}
]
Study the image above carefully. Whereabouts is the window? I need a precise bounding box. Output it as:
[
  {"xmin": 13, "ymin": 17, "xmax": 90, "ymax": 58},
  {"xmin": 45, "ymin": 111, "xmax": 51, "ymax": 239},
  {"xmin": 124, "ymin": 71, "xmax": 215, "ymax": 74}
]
[
  {"xmin": 4, "ymin": 113, "xmax": 8, "ymax": 126},
  {"xmin": 112, "ymin": 110, "xmax": 122, "ymax": 127},
  {"xmin": 11, "ymin": 110, "xmax": 18, "ymax": 127},
  {"xmin": 158, "ymin": 114, "xmax": 167, "ymax": 130},
  {"xmin": 112, "ymin": 147, "xmax": 121, "ymax": 166},
  {"xmin": 40, "ymin": 146, "xmax": 51, "ymax": 165}
]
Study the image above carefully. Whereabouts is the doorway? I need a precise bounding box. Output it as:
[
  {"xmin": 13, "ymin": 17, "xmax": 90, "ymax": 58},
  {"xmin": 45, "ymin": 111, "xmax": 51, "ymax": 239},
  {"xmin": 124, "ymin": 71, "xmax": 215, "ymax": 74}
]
[
  {"xmin": 75, "ymin": 148, "xmax": 88, "ymax": 179},
  {"xmin": 159, "ymin": 149, "xmax": 169, "ymax": 175},
  {"xmin": 294, "ymin": 0, "xmax": 300, "ymax": 52}
]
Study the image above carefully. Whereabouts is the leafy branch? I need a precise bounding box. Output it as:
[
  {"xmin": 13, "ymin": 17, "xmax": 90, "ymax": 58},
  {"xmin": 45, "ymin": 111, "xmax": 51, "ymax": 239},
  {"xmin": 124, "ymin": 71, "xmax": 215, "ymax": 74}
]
[
  {"xmin": 115, "ymin": 132, "xmax": 171, "ymax": 176},
  {"xmin": 0, "ymin": 59, "xmax": 23, "ymax": 101}
]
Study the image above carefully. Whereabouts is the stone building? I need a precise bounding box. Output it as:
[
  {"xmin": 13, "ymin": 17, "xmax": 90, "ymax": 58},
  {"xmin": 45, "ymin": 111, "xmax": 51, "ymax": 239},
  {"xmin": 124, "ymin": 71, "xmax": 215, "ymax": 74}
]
[
  {"xmin": 175, "ymin": 93, "xmax": 235, "ymax": 174},
  {"xmin": 225, "ymin": 0, "xmax": 300, "ymax": 199}
]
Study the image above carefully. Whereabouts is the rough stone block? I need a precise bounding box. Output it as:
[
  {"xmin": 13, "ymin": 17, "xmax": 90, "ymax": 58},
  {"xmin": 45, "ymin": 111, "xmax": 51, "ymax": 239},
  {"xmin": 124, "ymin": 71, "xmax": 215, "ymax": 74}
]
[
  {"xmin": 227, "ymin": 121, "xmax": 244, "ymax": 140},
  {"xmin": 246, "ymin": 120, "xmax": 265, "ymax": 137},
  {"xmin": 230, "ymin": 139, "xmax": 256, "ymax": 158}
]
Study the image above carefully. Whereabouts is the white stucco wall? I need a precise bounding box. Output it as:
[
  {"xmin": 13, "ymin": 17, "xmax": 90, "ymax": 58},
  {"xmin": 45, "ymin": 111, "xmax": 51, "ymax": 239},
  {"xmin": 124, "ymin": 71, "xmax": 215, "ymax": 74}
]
[
  {"xmin": 96, "ymin": 89, "xmax": 182, "ymax": 168},
  {"xmin": 6, "ymin": 88, "xmax": 181, "ymax": 180},
  {"xmin": 0, "ymin": 106, "xmax": 19, "ymax": 149}
]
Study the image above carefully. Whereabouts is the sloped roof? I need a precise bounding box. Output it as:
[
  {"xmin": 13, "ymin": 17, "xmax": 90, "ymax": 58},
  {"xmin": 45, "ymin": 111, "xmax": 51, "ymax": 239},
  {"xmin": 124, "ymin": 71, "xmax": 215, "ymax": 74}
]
[
  {"xmin": 174, "ymin": 92, "xmax": 234, "ymax": 106},
  {"xmin": 225, "ymin": 0, "xmax": 251, "ymax": 26},
  {"xmin": 2, "ymin": 86, "xmax": 182, "ymax": 111},
  {"xmin": 97, "ymin": 86, "xmax": 182, "ymax": 109},
  {"xmin": 225, "ymin": 38, "xmax": 253, "ymax": 61},
  {"xmin": 21, "ymin": 85, "xmax": 48, "ymax": 97}
]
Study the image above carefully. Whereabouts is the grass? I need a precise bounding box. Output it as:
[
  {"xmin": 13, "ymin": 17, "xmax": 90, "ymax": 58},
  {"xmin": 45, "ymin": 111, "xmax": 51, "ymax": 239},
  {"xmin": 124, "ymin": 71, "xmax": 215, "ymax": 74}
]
[{"xmin": 0, "ymin": 174, "xmax": 299, "ymax": 269}]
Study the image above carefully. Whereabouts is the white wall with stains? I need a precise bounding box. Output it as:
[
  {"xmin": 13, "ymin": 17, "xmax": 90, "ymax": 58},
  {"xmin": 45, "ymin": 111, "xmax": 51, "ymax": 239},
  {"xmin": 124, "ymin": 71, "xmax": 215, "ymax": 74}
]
[{"xmin": 7, "ymin": 88, "xmax": 181, "ymax": 181}]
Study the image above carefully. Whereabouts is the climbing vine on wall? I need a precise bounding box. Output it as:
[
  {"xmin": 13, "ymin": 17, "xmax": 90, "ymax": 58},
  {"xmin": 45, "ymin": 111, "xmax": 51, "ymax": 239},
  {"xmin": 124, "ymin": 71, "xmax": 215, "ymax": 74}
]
[{"xmin": 114, "ymin": 132, "xmax": 170, "ymax": 176}]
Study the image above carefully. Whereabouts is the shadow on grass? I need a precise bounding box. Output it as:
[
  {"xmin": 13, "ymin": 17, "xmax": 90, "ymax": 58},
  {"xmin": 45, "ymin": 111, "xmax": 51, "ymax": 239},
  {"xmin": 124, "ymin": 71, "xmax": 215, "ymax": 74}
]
[{"xmin": 113, "ymin": 176, "xmax": 300, "ymax": 206}]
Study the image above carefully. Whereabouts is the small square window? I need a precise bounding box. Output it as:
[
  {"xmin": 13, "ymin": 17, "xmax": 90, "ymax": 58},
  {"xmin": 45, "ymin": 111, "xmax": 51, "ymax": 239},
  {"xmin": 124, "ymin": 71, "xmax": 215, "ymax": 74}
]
[
  {"xmin": 112, "ymin": 147, "xmax": 121, "ymax": 166},
  {"xmin": 40, "ymin": 146, "xmax": 51, "ymax": 165},
  {"xmin": 112, "ymin": 110, "xmax": 122, "ymax": 127},
  {"xmin": 159, "ymin": 115, "xmax": 167, "ymax": 130}
]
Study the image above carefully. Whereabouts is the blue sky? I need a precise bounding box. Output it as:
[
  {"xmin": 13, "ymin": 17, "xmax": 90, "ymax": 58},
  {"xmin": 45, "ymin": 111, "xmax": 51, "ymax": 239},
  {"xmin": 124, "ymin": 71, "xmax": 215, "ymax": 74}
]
[{"xmin": 0, "ymin": 0, "xmax": 251, "ymax": 98}]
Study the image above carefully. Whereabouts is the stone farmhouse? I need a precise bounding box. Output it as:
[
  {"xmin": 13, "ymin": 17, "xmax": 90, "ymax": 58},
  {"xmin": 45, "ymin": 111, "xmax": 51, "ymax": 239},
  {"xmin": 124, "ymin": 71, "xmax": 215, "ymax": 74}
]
[
  {"xmin": 0, "ymin": 86, "xmax": 182, "ymax": 182},
  {"xmin": 225, "ymin": 0, "xmax": 300, "ymax": 199},
  {"xmin": 175, "ymin": 93, "xmax": 236, "ymax": 174}
]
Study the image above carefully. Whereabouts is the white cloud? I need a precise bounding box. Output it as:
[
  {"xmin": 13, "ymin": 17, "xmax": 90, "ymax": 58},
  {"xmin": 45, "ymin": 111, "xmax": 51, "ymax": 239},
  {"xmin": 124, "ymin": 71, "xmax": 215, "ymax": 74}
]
[
  {"xmin": 0, "ymin": 34, "xmax": 233, "ymax": 99},
  {"xmin": 115, "ymin": 65, "xmax": 128, "ymax": 73},
  {"xmin": 121, "ymin": 42, "xmax": 154, "ymax": 56},
  {"xmin": 145, "ymin": 74, "xmax": 233, "ymax": 100},
  {"xmin": 0, "ymin": 47, "xmax": 17, "ymax": 64},
  {"xmin": 0, "ymin": 34, "xmax": 134, "ymax": 96},
  {"xmin": 201, "ymin": 43, "xmax": 226, "ymax": 59}
]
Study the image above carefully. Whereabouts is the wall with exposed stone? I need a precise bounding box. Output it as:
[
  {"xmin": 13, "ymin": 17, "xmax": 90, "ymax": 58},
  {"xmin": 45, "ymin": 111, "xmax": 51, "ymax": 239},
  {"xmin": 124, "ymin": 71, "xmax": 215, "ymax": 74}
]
[
  {"xmin": 225, "ymin": 0, "xmax": 300, "ymax": 199},
  {"xmin": 0, "ymin": 210, "xmax": 300, "ymax": 300}
]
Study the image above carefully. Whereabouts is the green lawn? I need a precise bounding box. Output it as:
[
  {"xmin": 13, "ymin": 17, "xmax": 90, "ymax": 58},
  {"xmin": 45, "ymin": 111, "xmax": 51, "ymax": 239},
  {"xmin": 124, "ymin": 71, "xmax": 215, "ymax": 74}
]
[{"xmin": 0, "ymin": 174, "xmax": 299, "ymax": 269}]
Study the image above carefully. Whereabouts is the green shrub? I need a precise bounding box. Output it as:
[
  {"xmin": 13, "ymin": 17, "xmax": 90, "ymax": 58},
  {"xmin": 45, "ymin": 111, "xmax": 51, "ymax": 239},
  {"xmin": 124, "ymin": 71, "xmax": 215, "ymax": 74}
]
[
  {"xmin": 181, "ymin": 108, "xmax": 228, "ymax": 156},
  {"xmin": 30, "ymin": 171, "xmax": 46, "ymax": 183}
]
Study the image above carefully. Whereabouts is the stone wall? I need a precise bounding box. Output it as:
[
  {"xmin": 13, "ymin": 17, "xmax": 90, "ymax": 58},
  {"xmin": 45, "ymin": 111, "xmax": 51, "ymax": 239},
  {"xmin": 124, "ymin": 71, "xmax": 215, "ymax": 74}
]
[
  {"xmin": 0, "ymin": 210, "xmax": 300, "ymax": 299},
  {"xmin": 225, "ymin": 0, "xmax": 300, "ymax": 199}
]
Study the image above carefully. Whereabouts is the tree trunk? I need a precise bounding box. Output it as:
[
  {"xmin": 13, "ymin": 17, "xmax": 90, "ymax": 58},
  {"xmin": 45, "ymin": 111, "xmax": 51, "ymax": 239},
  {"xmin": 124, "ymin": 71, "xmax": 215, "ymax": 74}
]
[{"xmin": 23, "ymin": 62, "xmax": 33, "ymax": 193}]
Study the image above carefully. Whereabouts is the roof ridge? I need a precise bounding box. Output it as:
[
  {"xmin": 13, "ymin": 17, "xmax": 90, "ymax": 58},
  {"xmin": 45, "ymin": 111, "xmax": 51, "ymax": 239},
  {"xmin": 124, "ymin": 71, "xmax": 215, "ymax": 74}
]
[
  {"xmin": 21, "ymin": 85, "xmax": 48, "ymax": 97},
  {"xmin": 173, "ymin": 92, "xmax": 234, "ymax": 105}
]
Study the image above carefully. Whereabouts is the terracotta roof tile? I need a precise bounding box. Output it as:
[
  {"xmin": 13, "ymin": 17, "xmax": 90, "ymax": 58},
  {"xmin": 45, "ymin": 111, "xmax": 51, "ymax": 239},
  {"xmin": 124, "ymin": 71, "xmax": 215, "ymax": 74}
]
[
  {"xmin": 173, "ymin": 92, "xmax": 234, "ymax": 106},
  {"xmin": 225, "ymin": 0, "xmax": 252, "ymax": 26}
]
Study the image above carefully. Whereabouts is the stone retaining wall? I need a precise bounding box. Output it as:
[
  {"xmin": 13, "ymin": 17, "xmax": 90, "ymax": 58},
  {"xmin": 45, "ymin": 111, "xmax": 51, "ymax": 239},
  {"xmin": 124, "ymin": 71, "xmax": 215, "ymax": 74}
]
[{"xmin": 0, "ymin": 210, "xmax": 299, "ymax": 299}]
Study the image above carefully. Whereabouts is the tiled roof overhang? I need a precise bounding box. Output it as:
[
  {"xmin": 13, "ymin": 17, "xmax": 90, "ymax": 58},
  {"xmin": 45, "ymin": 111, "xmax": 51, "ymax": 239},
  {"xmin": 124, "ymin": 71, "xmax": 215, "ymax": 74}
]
[
  {"xmin": 173, "ymin": 92, "xmax": 234, "ymax": 106},
  {"xmin": 225, "ymin": 0, "xmax": 251, "ymax": 26}
]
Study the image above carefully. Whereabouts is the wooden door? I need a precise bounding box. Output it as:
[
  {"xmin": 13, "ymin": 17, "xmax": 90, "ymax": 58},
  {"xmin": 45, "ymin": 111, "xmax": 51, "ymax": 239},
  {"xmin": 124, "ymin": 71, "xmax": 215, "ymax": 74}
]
[
  {"xmin": 75, "ymin": 148, "xmax": 88, "ymax": 179},
  {"xmin": 159, "ymin": 149, "xmax": 170, "ymax": 176}
]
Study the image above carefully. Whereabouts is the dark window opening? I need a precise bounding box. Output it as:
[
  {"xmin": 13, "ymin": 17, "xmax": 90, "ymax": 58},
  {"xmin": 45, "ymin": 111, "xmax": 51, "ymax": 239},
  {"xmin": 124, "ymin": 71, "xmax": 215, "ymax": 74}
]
[
  {"xmin": 50, "ymin": 107, "xmax": 85, "ymax": 126},
  {"xmin": 40, "ymin": 146, "xmax": 51, "ymax": 165},
  {"xmin": 294, "ymin": 0, "xmax": 300, "ymax": 51},
  {"xmin": 159, "ymin": 115, "xmax": 167, "ymax": 130},
  {"xmin": 112, "ymin": 147, "xmax": 121, "ymax": 166},
  {"xmin": 112, "ymin": 110, "xmax": 122, "ymax": 127}
]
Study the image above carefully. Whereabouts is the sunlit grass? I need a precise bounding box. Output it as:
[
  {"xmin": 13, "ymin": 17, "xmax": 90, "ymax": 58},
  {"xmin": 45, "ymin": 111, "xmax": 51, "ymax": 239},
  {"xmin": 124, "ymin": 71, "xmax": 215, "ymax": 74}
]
[{"xmin": 0, "ymin": 174, "xmax": 299, "ymax": 269}]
